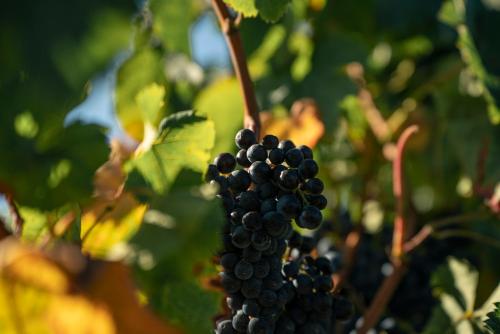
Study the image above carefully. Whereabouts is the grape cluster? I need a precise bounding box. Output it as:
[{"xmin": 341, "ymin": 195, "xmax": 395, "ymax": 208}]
[{"xmin": 207, "ymin": 129, "xmax": 351, "ymax": 333}]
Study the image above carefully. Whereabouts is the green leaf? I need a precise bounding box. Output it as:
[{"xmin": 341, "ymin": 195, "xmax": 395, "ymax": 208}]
[
  {"xmin": 19, "ymin": 207, "xmax": 48, "ymax": 241},
  {"xmin": 223, "ymin": 0, "xmax": 291, "ymax": 22},
  {"xmin": 485, "ymin": 302, "xmax": 500, "ymax": 334},
  {"xmin": 194, "ymin": 78, "xmax": 244, "ymax": 157},
  {"xmin": 135, "ymin": 83, "xmax": 166, "ymax": 125},
  {"xmin": 424, "ymin": 257, "xmax": 480, "ymax": 333},
  {"xmin": 150, "ymin": 0, "xmax": 194, "ymax": 54},
  {"xmin": 161, "ymin": 280, "xmax": 221, "ymax": 334},
  {"xmin": 115, "ymin": 47, "xmax": 166, "ymax": 141},
  {"xmin": 131, "ymin": 111, "xmax": 215, "ymax": 193}
]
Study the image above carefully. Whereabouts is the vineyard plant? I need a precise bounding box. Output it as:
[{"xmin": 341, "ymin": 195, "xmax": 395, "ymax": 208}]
[{"xmin": 1, "ymin": 0, "xmax": 500, "ymax": 333}]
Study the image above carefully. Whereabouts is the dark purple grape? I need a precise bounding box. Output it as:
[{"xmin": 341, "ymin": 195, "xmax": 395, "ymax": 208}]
[
  {"xmin": 262, "ymin": 134, "xmax": 279, "ymax": 150},
  {"xmin": 278, "ymin": 140, "xmax": 295, "ymax": 153},
  {"xmin": 259, "ymin": 289, "xmax": 278, "ymax": 307},
  {"xmin": 220, "ymin": 272, "xmax": 242, "ymax": 293},
  {"xmin": 269, "ymin": 148, "xmax": 285, "ymax": 165},
  {"xmin": 298, "ymin": 145, "xmax": 313, "ymax": 159},
  {"xmin": 254, "ymin": 259, "xmax": 271, "ymax": 279},
  {"xmin": 248, "ymin": 317, "xmax": 270, "ymax": 334},
  {"xmin": 277, "ymin": 194, "xmax": 301, "ymax": 219},
  {"xmin": 306, "ymin": 194, "xmax": 327, "ymax": 210},
  {"xmin": 293, "ymin": 274, "xmax": 313, "ymax": 294},
  {"xmin": 284, "ymin": 148, "xmax": 303, "ymax": 168},
  {"xmin": 236, "ymin": 149, "xmax": 252, "ymax": 167},
  {"xmin": 228, "ymin": 169, "xmax": 251, "ymax": 193},
  {"xmin": 243, "ymin": 299, "xmax": 261, "ymax": 317},
  {"xmin": 251, "ymin": 230, "xmax": 272, "ymax": 251},
  {"xmin": 301, "ymin": 178, "xmax": 324, "ymax": 194},
  {"xmin": 242, "ymin": 247, "xmax": 262, "ymax": 262},
  {"xmin": 279, "ymin": 169, "xmax": 300, "ymax": 190},
  {"xmin": 221, "ymin": 252, "xmax": 239, "ymax": 271},
  {"xmin": 216, "ymin": 319, "xmax": 235, "ymax": 334},
  {"xmin": 297, "ymin": 205, "xmax": 322, "ymax": 229},
  {"xmin": 242, "ymin": 211, "xmax": 262, "ymax": 231},
  {"xmin": 263, "ymin": 211, "xmax": 287, "ymax": 237},
  {"xmin": 241, "ymin": 278, "xmax": 263, "ymax": 299},
  {"xmin": 247, "ymin": 144, "xmax": 268, "ymax": 162},
  {"xmin": 236, "ymin": 129, "xmax": 257, "ymax": 149},
  {"xmin": 237, "ymin": 191, "xmax": 261, "ymax": 211},
  {"xmin": 232, "ymin": 226, "xmax": 252, "ymax": 248},
  {"xmin": 232, "ymin": 310, "xmax": 250, "ymax": 332},
  {"xmin": 234, "ymin": 259, "xmax": 254, "ymax": 280},
  {"xmin": 215, "ymin": 153, "xmax": 237, "ymax": 174},
  {"xmin": 249, "ymin": 161, "xmax": 271, "ymax": 184},
  {"xmin": 205, "ymin": 164, "xmax": 219, "ymax": 182},
  {"xmin": 298, "ymin": 159, "xmax": 318, "ymax": 179}
]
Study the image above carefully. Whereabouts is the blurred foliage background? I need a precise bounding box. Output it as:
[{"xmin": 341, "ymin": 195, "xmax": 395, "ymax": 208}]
[{"xmin": 0, "ymin": 0, "xmax": 499, "ymax": 333}]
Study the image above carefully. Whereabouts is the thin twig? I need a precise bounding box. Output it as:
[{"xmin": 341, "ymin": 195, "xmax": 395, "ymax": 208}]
[
  {"xmin": 357, "ymin": 263, "xmax": 407, "ymax": 334},
  {"xmin": 5, "ymin": 194, "xmax": 23, "ymax": 237},
  {"xmin": 333, "ymin": 228, "xmax": 361, "ymax": 292},
  {"xmin": 346, "ymin": 62, "xmax": 391, "ymax": 142},
  {"xmin": 403, "ymin": 211, "xmax": 491, "ymax": 253},
  {"xmin": 211, "ymin": 0, "xmax": 261, "ymax": 137},
  {"xmin": 433, "ymin": 229, "xmax": 500, "ymax": 249},
  {"xmin": 391, "ymin": 125, "xmax": 419, "ymax": 259}
]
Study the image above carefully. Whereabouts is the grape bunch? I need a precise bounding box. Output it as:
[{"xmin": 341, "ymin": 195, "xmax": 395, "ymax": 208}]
[{"xmin": 206, "ymin": 129, "xmax": 351, "ymax": 333}]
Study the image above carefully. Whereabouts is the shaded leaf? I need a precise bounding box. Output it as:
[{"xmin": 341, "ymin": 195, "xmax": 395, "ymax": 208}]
[{"xmin": 484, "ymin": 302, "xmax": 500, "ymax": 334}]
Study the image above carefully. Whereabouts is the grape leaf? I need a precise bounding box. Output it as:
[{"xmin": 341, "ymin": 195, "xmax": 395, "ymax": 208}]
[
  {"xmin": 194, "ymin": 78, "xmax": 243, "ymax": 157},
  {"xmin": 223, "ymin": 0, "xmax": 291, "ymax": 22},
  {"xmin": 485, "ymin": 302, "xmax": 500, "ymax": 334},
  {"xmin": 161, "ymin": 281, "xmax": 221, "ymax": 334},
  {"xmin": 130, "ymin": 111, "xmax": 215, "ymax": 194},
  {"xmin": 150, "ymin": 0, "xmax": 195, "ymax": 54},
  {"xmin": 0, "ymin": 238, "xmax": 182, "ymax": 334}
]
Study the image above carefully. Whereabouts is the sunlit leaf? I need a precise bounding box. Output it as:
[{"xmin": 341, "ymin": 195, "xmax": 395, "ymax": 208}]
[
  {"xmin": 224, "ymin": 0, "xmax": 291, "ymax": 22},
  {"xmin": 261, "ymin": 99, "xmax": 325, "ymax": 147},
  {"xmin": 130, "ymin": 111, "xmax": 215, "ymax": 193},
  {"xmin": 194, "ymin": 78, "xmax": 243, "ymax": 157}
]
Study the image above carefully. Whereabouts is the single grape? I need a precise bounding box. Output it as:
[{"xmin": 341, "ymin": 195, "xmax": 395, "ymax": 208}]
[
  {"xmin": 243, "ymin": 246, "xmax": 262, "ymax": 263},
  {"xmin": 256, "ymin": 182, "xmax": 278, "ymax": 199},
  {"xmin": 237, "ymin": 191, "xmax": 261, "ymax": 211},
  {"xmin": 298, "ymin": 145, "xmax": 313, "ymax": 159},
  {"xmin": 231, "ymin": 226, "xmax": 252, "ymax": 249},
  {"xmin": 251, "ymin": 230, "xmax": 272, "ymax": 251},
  {"xmin": 263, "ymin": 211, "xmax": 287, "ymax": 237},
  {"xmin": 262, "ymin": 134, "xmax": 279, "ymax": 150},
  {"xmin": 243, "ymin": 299, "xmax": 261, "ymax": 317},
  {"xmin": 278, "ymin": 140, "xmax": 295, "ymax": 153},
  {"xmin": 234, "ymin": 259, "xmax": 254, "ymax": 280},
  {"xmin": 220, "ymin": 272, "xmax": 242, "ymax": 293},
  {"xmin": 254, "ymin": 259, "xmax": 271, "ymax": 279},
  {"xmin": 242, "ymin": 211, "xmax": 262, "ymax": 231},
  {"xmin": 276, "ymin": 194, "xmax": 302, "ymax": 219},
  {"xmin": 205, "ymin": 164, "xmax": 219, "ymax": 182},
  {"xmin": 263, "ymin": 272, "xmax": 284, "ymax": 290},
  {"xmin": 249, "ymin": 161, "xmax": 271, "ymax": 184},
  {"xmin": 228, "ymin": 169, "xmax": 252, "ymax": 193},
  {"xmin": 230, "ymin": 208, "xmax": 246, "ymax": 224},
  {"xmin": 220, "ymin": 252, "xmax": 239, "ymax": 272},
  {"xmin": 297, "ymin": 205, "xmax": 322, "ymax": 229},
  {"xmin": 236, "ymin": 149, "xmax": 252, "ymax": 167},
  {"xmin": 298, "ymin": 159, "xmax": 318, "ymax": 179},
  {"xmin": 279, "ymin": 169, "xmax": 300, "ymax": 190},
  {"xmin": 216, "ymin": 319, "xmax": 235, "ymax": 334},
  {"xmin": 272, "ymin": 164, "xmax": 287, "ymax": 182},
  {"xmin": 259, "ymin": 289, "xmax": 278, "ymax": 307},
  {"xmin": 232, "ymin": 310, "xmax": 250, "ymax": 332},
  {"xmin": 301, "ymin": 178, "xmax": 324, "ymax": 194},
  {"xmin": 226, "ymin": 293, "xmax": 244, "ymax": 310},
  {"xmin": 248, "ymin": 317, "xmax": 271, "ymax": 334},
  {"xmin": 306, "ymin": 194, "xmax": 327, "ymax": 210},
  {"xmin": 284, "ymin": 148, "xmax": 303, "ymax": 168},
  {"xmin": 247, "ymin": 144, "xmax": 268, "ymax": 162},
  {"xmin": 260, "ymin": 198, "xmax": 277, "ymax": 215},
  {"xmin": 241, "ymin": 277, "xmax": 263, "ymax": 299},
  {"xmin": 269, "ymin": 148, "xmax": 285, "ymax": 165},
  {"xmin": 236, "ymin": 129, "xmax": 257, "ymax": 149},
  {"xmin": 211, "ymin": 175, "xmax": 229, "ymax": 193},
  {"xmin": 215, "ymin": 153, "xmax": 237, "ymax": 174}
]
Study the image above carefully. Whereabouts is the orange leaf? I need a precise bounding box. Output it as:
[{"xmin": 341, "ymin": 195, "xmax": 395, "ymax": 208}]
[{"xmin": 260, "ymin": 99, "xmax": 325, "ymax": 148}]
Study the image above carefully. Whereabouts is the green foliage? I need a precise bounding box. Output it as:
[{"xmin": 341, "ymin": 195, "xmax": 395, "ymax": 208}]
[
  {"xmin": 161, "ymin": 281, "xmax": 221, "ymax": 334},
  {"xmin": 224, "ymin": 0, "xmax": 291, "ymax": 22},
  {"xmin": 130, "ymin": 111, "xmax": 215, "ymax": 194},
  {"xmin": 485, "ymin": 302, "xmax": 500, "ymax": 334}
]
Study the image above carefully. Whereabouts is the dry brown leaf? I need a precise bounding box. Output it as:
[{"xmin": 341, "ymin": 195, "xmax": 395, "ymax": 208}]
[{"xmin": 260, "ymin": 98, "xmax": 325, "ymax": 148}]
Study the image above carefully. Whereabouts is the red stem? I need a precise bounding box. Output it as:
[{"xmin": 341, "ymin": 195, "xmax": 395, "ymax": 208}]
[
  {"xmin": 391, "ymin": 125, "xmax": 418, "ymax": 259},
  {"xmin": 211, "ymin": 0, "xmax": 261, "ymax": 137}
]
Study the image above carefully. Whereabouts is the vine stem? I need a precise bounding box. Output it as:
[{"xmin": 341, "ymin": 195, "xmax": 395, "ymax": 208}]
[
  {"xmin": 391, "ymin": 125, "xmax": 418, "ymax": 259},
  {"xmin": 5, "ymin": 194, "xmax": 23, "ymax": 237},
  {"xmin": 211, "ymin": 0, "xmax": 261, "ymax": 137},
  {"xmin": 358, "ymin": 125, "xmax": 418, "ymax": 334}
]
